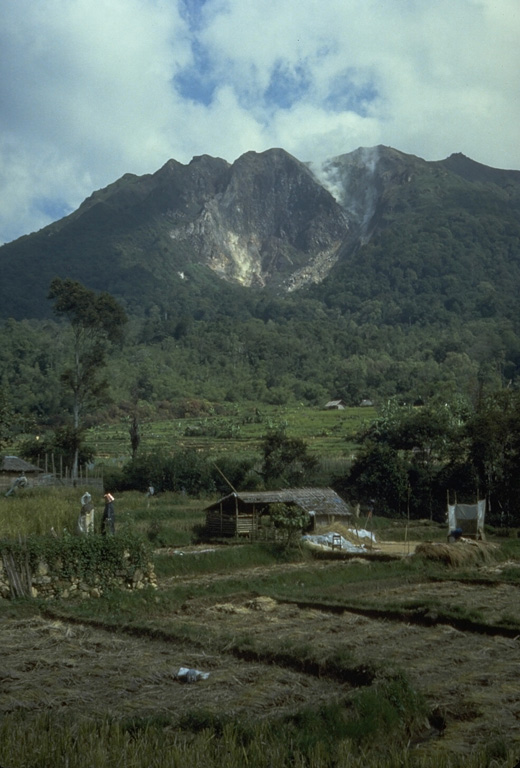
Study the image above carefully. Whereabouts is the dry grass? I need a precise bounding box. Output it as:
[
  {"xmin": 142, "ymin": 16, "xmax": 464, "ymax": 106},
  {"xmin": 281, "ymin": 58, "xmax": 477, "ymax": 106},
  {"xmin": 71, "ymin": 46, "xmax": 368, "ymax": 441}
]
[
  {"xmin": 414, "ymin": 539, "xmax": 498, "ymax": 566},
  {"xmin": 2, "ymin": 540, "xmax": 520, "ymax": 764},
  {"xmin": 0, "ymin": 614, "xmax": 353, "ymax": 724}
]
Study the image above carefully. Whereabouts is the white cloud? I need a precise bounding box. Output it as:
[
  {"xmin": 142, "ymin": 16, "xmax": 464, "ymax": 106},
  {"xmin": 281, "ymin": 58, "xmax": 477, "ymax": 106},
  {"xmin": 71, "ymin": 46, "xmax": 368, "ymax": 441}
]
[
  {"xmin": 176, "ymin": 85, "xmax": 268, "ymax": 160},
  {"xmin": 0, "ymin": 0, "xmax": 519, "ymax": 243},
  {"xmin": 0, "ymin": 0, "xmax": 190, "ymax": 242}
]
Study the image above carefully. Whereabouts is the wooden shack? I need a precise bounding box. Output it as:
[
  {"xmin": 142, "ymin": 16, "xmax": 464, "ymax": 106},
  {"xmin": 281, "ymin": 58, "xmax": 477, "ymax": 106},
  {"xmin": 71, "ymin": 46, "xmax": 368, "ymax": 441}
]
[{"xmin": 204, "ymin": 487, "xmax": 351, "ymax": 539}]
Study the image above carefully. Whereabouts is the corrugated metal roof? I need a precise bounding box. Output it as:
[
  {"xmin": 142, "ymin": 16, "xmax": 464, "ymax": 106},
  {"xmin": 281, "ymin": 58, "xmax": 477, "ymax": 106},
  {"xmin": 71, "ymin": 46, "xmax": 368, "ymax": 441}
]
[
  {"xmin": 0, "ymin": 456, "xmax": 42, "ymax": 473},
  {"xmin": 206, "ymin": 487, "xmax": 350, "ymax": 516}
]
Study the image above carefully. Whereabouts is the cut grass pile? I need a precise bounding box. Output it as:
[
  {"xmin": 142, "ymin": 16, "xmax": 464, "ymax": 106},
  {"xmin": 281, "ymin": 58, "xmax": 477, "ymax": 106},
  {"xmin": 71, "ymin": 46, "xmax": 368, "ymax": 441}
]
[{"xmin": 415, "ymin": 540, "xmax": 498, "ymax": 567}]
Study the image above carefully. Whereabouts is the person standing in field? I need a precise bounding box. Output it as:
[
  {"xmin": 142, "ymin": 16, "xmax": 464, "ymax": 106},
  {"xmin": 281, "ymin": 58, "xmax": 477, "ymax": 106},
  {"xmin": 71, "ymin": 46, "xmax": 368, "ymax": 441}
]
[
  {"xmin": 101, "ymin": 492, "xmax": 115, "ymax": 535},
  {"xmin": 78, "ymin": 491, "xmax": 95, "ymax": 534}
]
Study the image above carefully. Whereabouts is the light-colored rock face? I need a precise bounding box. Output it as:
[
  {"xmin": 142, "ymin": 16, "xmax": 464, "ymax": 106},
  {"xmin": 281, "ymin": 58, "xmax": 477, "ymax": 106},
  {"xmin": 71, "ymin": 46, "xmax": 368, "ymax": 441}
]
[
  {"xmin": 170, "ymin": 203, "xmax": 269, "ymax": 287},
  {"xmin": 3, "ymin": 145, "xmax": 417, "ymax": 317},
  {"xmin": 170, "ymin": 216, "xmax": 347, "ymax": 289},
  {"xmin": 165, "ymin": 148, "xmax": 353, "ymax": 289},
  {"xmin": 284, "ymin": 242, "xmax": 345, "ymax": 292}
]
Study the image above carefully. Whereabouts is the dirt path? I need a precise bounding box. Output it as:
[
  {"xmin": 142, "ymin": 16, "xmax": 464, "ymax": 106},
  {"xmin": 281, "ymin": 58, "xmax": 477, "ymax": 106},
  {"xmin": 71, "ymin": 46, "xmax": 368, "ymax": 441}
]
[{"xmin": 155, "ymin": 539, "xmax": 422, "ymax": 590}]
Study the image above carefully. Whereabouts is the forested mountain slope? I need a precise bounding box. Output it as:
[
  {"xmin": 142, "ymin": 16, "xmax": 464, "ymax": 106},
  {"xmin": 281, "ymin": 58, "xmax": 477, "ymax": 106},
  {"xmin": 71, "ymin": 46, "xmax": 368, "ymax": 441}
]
[
  {"xmin": 2, "ymin": 145, "xmax": 520, "ymax": 323},
  {"xmin": 1, "ymin": 146, "xmax": 520, "ymax": 418},
  {"xmin": 314, "ymin": 148, "xmax": 520, "ymax": 326}
]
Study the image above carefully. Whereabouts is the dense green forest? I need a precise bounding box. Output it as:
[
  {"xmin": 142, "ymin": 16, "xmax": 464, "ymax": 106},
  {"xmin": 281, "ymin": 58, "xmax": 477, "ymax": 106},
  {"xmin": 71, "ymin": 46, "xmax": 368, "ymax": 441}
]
[
  {"xmin": 2, "ymin": 285, "xmax": 520, "ymax": 527},
  {"xmin": 0, "ymin": 299, "xmax": 512, "ymax": 426}
]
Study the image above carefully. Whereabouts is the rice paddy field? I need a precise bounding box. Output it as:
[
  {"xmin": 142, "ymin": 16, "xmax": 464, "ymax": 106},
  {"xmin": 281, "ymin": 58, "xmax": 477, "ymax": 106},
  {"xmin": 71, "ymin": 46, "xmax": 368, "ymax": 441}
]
[
  {"xmin": 1, "ymin": 488, "xmax": 520, "ymax": 766},
  {"xmin": 85, "ymin": 403, "xmax": 375, "ymax": 464}
]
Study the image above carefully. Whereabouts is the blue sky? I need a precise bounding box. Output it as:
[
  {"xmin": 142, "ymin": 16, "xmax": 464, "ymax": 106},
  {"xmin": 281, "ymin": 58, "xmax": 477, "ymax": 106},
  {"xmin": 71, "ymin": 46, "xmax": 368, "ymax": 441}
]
[{"xmin": 0, "ymin": 0, "xmax": 519, "ymax": 244}]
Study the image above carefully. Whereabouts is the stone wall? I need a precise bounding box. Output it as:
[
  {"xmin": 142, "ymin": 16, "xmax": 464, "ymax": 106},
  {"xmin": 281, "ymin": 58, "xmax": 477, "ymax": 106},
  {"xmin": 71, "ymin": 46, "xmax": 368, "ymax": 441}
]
[{"xmin": 0, "ymin": 553, "xmax": 157, "ymax": 600}]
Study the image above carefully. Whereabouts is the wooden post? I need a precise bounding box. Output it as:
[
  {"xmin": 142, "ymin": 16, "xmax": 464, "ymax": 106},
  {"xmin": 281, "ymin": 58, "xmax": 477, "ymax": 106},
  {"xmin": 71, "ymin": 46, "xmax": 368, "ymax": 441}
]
[{"xmin": 406, "ymin": 485, "xmax": 411, "ymax": 555}]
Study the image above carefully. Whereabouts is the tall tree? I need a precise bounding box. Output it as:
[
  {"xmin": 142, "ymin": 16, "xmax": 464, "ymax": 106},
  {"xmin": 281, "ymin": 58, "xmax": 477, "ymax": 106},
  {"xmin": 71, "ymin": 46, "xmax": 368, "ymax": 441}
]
[
  {"xmin": 466, "ymin": 391, "xmax": 520, "ymax": 524},
  {"xmin": 48, "ymin": 278, "xmax": 127, "ymax": 481},
  {"xmin": 343, "ymin": 397, "xmax": 470, "ymax": 519},
  {"xmin": 0, "ymin": 387, "xmax": 14, "ymax": 455},
  {"xmin": 261, "ymin": 428, "xmax": 317, "ymax": 487},
  {"xmin": 129, "ymin": 412, "xmax": 141, "ymax": 461}
]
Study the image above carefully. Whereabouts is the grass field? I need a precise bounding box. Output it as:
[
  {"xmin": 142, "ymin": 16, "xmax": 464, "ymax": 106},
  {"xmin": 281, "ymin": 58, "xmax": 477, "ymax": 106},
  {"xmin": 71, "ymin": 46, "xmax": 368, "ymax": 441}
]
[{"xmin": 1, "ymin": 488, "xmax": 520, "ymax": 767}]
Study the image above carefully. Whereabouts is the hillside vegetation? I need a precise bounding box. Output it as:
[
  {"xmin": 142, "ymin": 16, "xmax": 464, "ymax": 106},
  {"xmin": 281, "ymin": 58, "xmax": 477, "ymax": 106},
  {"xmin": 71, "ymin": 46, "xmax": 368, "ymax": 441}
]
[{"xmin": 1, "ymin": 146, "xmax": 520, "ymax": 415}]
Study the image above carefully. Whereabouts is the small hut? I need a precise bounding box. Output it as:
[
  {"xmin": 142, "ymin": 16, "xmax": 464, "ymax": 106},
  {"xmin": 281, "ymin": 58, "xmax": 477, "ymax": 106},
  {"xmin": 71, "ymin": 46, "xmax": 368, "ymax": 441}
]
[
  {"xmin": 204, "ymin": 487, "xmax": 351, "ymax": 539},
  {"xmin": 0, "ymin": 456, "xmax": 43, "ymax": 493},
  {"xmin": 324, "ymin": 400, "xmax": 347, "ymax": 410}
]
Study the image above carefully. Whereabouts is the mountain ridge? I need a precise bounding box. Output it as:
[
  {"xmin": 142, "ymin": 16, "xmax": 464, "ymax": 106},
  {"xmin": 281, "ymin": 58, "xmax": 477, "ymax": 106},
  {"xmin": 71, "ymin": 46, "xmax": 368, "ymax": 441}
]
[
  {"xmin": 1, "ymin": 145, "xmax": 520, "ymax": 323},
  {"xmin": 3, "ymin": 145, "xmax": 520, "ymax": 414}
]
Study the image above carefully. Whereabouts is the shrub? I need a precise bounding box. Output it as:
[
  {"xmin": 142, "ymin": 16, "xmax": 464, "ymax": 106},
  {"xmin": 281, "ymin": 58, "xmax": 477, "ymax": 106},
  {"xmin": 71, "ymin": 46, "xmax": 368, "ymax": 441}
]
[{"xmin": 269, "ymin": 502, "xmax": 310, "ymax": 549}]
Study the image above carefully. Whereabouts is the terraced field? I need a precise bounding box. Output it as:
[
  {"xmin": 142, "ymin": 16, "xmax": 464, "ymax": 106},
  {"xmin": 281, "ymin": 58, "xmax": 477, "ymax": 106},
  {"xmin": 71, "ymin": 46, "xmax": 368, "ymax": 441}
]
[{"xmin": 3, "ymin": 551, "xmax": 520, "ymax": 764}]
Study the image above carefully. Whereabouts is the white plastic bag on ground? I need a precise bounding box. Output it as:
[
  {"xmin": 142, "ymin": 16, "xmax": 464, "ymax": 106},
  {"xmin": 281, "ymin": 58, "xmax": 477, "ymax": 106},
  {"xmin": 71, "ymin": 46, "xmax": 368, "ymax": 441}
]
[
  {"xmin": 176, "ymin": 666, "xmax": 210, "ymax": 682},
  {"xmin": 302, "ymin": 533, "xmax": 366, "ymax": 553}
]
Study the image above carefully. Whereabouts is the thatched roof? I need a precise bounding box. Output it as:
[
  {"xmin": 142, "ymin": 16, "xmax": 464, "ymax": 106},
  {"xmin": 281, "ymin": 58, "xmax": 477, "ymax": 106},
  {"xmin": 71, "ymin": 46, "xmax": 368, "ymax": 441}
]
[
  {"xmin": 0, "ymin": 456, "xmax": 42, "ymax": 473},
  {"xmin": 206, "ymin": 487, "xmax": 351, "ymax": 517}
]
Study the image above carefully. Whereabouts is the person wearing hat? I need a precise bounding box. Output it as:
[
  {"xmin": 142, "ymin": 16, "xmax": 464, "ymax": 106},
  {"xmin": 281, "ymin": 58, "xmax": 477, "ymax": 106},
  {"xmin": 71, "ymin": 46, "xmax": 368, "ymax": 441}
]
[
  {"xmin": 101, "ymin": 492, "xmax": 115, "ymax": 535},
  {"xmin": 78, "ymin": 491, "xmax": 95, "ymax": 535}
]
